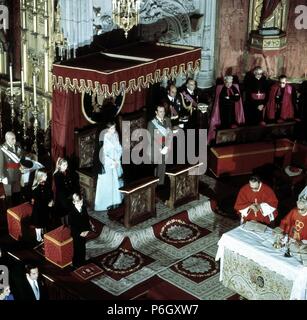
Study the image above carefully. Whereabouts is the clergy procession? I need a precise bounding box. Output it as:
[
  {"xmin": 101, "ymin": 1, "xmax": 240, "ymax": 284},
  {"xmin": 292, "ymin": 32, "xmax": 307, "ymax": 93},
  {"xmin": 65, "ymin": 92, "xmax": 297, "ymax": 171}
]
[{"xmin": 1, "ymin": 0, "xmax": 307, "ymax": 303}]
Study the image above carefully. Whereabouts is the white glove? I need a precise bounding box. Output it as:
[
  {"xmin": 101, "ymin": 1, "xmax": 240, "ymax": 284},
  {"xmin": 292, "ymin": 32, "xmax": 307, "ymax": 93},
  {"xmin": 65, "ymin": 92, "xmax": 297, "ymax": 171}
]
[
  {"xmin": 1, "ymin": 177, "xmax": 8, "ymax": 185},
  {"xmin": 160, "ymin": 146, "xmax": 168, "ymax": 155}
]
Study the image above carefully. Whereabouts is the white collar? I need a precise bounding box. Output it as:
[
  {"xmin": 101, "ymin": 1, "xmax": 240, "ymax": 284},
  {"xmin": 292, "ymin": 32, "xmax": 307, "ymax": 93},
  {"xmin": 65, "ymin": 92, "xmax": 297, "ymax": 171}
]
[
  {"xmin": 168, "ymin": 95, "xmax": 174, "ymax": 101},
  {"xmin": 156, "ymin": 116, "xmax": 164, "ymax": 123},
  {"xmin": 75, "ymin": 205, "xmax": 82, "ymax": 213},
  {"xmin": 7, "ymin": 143, "xmax": 15, "ymax": 149},
  {"xmin": 187, "ymin": 88, "xmax": 194, "ymax": 95},
  {"xmin": 26, "ymin": 275, "xmax": 37, "ymax": 286},
  {"xmin": 252, "ymin": 182, "xmax": 262, "ymax": 193}
]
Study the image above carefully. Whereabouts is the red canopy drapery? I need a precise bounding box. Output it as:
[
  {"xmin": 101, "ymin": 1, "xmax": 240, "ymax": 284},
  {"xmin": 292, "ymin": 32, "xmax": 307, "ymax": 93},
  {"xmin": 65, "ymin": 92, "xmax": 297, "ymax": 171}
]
[
  {"xmin": 51, "ymin": 42, "xmax": 201, "ymax": 163},
  {"xmin": 260, "ymin": 0, "xmax": 282, "ymax": 25},
  {"xmin": 52, "ymin": 90, "xmax": 88, "ymax": 163}
]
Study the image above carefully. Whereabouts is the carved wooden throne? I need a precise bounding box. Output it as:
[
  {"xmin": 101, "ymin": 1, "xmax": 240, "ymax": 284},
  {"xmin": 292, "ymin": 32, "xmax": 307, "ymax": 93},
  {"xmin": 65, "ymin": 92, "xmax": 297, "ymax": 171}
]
[{"xmin": 74, "ymin": 125, "xmax": 99, "ymax": 208}]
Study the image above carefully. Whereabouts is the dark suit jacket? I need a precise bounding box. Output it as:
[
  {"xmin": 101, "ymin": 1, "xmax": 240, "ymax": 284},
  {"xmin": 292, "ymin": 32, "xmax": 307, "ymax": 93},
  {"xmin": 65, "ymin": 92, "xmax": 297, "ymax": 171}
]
[
  {"xmin": 14, "ymin": 276, "xmax": 48, "ymax": 301},
  {"xmin": 69, "ymin": 205, "xmax": 91, "ymax": 238},
  {"xmin": 54, "ymin": 171, "xmax": 80, "ymax": 217}
]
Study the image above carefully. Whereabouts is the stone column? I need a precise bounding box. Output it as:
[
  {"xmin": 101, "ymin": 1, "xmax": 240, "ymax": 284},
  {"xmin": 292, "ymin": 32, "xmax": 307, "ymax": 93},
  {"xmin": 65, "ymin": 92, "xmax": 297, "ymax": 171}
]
[{"xmin": 196, "ymin": 0, "xmax": 217, "ymax": 89}]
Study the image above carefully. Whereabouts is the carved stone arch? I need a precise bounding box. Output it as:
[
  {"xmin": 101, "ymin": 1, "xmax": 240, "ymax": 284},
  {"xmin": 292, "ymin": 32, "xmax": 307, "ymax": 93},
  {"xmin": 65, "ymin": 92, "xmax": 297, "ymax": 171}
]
[
  {"xmin": 159, "ymin": 14, "xmax": 191, "ymax": 42},
  {"xmin": 140, "ymin": 0, "xmax": 193, "ymax": 42}
]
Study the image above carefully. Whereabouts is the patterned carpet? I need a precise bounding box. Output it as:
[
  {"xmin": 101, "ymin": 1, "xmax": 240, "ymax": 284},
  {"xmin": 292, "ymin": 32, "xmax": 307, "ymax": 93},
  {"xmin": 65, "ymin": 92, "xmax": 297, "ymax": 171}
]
[{"xmin": 84, "ymin": 196, "xmax": 240, "ymax": 299}]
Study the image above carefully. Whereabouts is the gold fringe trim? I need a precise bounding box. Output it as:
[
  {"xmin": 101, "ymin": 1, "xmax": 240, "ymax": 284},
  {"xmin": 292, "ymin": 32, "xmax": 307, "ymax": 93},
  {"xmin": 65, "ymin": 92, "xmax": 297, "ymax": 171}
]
[{"xmin": 52, "ymin": 57, "xmax": 201, "ymax": 97}]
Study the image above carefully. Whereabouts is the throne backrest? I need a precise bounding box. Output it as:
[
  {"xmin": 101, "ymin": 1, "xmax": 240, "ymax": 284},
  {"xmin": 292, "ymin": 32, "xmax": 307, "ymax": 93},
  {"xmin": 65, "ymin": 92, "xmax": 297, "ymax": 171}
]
[
  {"xmin": 74, "ymin": 125, "xmax": 99, "ymax": 169},
  {"xmin": 118, "ymin": 108, "xmax": 147, "ymax": 152}
]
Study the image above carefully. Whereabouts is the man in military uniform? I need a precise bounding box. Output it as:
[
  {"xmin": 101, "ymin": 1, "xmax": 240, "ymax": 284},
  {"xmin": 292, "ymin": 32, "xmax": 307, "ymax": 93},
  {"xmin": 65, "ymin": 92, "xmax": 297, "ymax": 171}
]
[
  {"xmin": 179, "ymin": 78, "xmax": 199, "ymax": 129},
  {"xmin": 0, "ymin": 131, "xmax": 25, "ymax": 206},
  {"xmin": 147, "ymin": 105, "xmax": 173, "ymax": 185}
]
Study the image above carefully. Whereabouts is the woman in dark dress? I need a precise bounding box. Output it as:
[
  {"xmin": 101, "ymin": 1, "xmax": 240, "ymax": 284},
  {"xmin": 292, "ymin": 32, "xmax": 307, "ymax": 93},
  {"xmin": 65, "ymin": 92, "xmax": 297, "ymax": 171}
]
[
  {"xmin": 69, "ymin": 193, "xmax": 92, "ymax": 268},
  {"xmin": 31, "ymin": 170, "xmax": 53, "ymax": 242},
  {"xmin": 53, "ymin": 158, "xmax": 79, "ymax": 226}
]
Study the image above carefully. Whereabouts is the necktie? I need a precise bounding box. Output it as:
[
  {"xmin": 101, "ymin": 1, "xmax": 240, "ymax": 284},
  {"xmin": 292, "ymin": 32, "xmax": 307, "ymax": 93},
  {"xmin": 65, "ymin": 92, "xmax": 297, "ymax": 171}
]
[{"xmin": 33, "ymin": 281, "xmax": 40, "ymax": 300}]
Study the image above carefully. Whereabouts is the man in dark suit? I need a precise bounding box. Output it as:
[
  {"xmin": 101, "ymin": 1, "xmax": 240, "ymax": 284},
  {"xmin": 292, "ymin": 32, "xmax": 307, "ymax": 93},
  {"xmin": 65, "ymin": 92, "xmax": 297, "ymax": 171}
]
[
  {"xmin": 14, "ymin": 263, "xmax": 48, "ymax": 301},
  {"xmin": 69, "ymin": 193, "xmax": 92, "ymax": 268}
]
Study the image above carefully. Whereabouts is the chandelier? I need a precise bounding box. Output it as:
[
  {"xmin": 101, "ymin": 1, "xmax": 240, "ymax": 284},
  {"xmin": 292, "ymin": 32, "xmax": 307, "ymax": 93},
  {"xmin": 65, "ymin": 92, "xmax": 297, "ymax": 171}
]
[{"xmin": 112, "ymin": 0, "xmax": 141, "ymax": 38}]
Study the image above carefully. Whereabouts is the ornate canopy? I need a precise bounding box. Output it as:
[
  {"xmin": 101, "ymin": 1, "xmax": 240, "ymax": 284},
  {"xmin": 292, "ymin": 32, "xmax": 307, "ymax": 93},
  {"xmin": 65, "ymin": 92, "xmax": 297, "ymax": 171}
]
[{"xmin": 52, "ymin": 42, "xmax": 201, "ymax": 97}]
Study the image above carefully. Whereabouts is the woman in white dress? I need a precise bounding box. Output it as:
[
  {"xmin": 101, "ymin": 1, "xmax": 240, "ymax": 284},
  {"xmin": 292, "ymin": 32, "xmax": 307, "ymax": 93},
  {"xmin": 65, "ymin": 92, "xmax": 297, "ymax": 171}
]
[{"xmin": 94, "ymin": 122, "xmax": 123, "ymax": 211}]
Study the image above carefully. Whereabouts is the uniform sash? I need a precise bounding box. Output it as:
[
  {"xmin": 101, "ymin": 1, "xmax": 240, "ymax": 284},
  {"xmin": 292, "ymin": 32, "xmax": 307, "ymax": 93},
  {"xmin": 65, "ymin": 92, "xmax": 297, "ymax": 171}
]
[
  {"xmin": 152, "ymin": 119, "xmax": 171, "ymax": 137},
  {"xmin": 1, "ymin": 146, "xmax": 20, "ymax": 163}
]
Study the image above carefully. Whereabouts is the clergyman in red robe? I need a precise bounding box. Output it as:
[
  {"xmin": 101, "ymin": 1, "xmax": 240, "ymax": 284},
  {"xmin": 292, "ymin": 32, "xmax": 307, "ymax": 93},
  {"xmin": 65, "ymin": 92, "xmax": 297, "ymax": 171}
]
[
  {"xmin": 266, "ymin": 75, "xmax": 296, "ymax": 122},
  {"xmin": 234, "ymin": 176, "xmax": 278, "ymax": 226},
  {"xmin": 280, "ymin": 200, "xmax": 307, "ymax": 241}
]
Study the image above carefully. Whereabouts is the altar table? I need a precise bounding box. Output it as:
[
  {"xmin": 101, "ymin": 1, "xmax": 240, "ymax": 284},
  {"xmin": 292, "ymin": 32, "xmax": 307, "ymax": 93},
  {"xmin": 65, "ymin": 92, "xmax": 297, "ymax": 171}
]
[{"xmin": 216, "ymin": 226, "xmax": 307, "ymax": 300}]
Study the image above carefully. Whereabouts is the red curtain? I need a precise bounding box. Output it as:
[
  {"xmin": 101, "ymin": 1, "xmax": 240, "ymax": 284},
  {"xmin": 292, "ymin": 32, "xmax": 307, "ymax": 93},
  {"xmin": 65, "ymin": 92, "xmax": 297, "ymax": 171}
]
[
  {"xmin": 260, "ymin": 0, "xmax": 282, "ymax": 25},
  {"xmin": 51, "ymin": 89, "xmax": 147, "ymax": 164},
  {"xmin": 121, "ymin": 89, "xmax": 147, "ymax": 113},
  {"xmin": 51, "ymin": 90, "xmax": 88, "ymax": 164}
]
